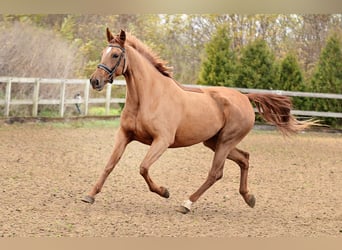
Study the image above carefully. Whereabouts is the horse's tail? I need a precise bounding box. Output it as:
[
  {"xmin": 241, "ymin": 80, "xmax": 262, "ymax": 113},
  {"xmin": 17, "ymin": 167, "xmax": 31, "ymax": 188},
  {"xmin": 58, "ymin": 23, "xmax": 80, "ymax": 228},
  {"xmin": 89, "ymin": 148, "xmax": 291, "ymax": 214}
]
[{"xmin": 246, "ymin": 93, "xmax": 317, "ymax": 136}]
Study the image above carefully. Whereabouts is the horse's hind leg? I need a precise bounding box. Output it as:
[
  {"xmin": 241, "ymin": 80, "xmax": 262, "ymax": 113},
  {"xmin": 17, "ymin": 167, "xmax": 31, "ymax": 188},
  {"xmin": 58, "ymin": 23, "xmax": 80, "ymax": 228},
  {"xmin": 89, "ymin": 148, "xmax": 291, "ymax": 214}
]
[
  {"xmin": 227, "ymin": 148, "xmax": 255, "ymax": 208},
  {"xmin": 177, "ymin": 137, "xmax": 235, "ymax": 214},
  {"xmin": 202, "ymin": 138, "xmax": 255, "ymax": 208}
]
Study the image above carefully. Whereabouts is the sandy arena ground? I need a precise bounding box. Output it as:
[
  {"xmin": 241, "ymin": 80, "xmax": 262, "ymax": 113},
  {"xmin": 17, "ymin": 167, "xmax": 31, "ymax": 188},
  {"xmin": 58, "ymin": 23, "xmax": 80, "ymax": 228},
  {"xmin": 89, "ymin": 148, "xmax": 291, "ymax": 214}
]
[{"xmin": 0, "ymin": 121, "xmax": 341, "ymax": 237}]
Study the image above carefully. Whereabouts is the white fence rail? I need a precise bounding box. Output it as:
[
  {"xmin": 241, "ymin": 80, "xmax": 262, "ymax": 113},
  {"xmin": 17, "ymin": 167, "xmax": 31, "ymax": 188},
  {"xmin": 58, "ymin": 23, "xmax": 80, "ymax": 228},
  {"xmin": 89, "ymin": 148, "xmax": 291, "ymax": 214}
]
[
  {"xmin": 0, "ymin": 77, "xmax": 341, "ymax": 119},
  {"xmin": 0, "ymin": 77, "xmax": 126, "ymax": 117}
]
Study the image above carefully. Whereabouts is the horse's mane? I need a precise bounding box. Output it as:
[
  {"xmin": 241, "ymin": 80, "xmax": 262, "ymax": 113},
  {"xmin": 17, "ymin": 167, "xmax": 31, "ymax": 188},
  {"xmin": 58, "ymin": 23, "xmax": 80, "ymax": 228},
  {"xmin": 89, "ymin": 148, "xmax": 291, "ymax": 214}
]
[{"xmin": 113, "ymin": 33, "xmax": 173, "ymax": 78}]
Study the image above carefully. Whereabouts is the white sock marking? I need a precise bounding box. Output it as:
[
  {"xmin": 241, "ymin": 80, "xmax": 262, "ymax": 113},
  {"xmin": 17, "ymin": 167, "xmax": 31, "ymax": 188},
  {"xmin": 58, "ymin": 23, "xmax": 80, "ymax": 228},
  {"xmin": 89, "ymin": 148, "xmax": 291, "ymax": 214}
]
[{"xmin": 182, "ymin": 199, "xmax": 193, "ymax": 210}]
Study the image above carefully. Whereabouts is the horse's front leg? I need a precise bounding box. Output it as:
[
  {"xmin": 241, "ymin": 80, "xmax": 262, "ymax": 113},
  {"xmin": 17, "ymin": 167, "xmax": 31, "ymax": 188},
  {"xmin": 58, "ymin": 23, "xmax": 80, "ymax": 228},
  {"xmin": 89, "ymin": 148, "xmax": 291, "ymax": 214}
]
[
  {"xmin": 82, "ymin": 127, "xmax": 131, "ymax": 204},
  {"xmin": 139, "ymin": 137, "xmax": 171, "ymax": 198}
]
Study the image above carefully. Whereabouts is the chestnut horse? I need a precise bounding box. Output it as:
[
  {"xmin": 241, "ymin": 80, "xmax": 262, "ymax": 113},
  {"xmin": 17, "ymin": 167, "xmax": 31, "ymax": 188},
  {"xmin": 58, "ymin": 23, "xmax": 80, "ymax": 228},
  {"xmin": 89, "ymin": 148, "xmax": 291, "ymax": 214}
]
[{"xmin": 82, "ymin": 28, "xmax": 314, "ymax": 214}]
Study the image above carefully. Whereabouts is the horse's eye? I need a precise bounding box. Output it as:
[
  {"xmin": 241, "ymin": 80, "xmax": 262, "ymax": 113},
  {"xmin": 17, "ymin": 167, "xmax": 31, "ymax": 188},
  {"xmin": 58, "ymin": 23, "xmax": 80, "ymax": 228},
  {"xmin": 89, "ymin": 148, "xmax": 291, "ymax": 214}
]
[{"xmin": 112, "ymin": 54, "xmax": 119, "ymax": 59}]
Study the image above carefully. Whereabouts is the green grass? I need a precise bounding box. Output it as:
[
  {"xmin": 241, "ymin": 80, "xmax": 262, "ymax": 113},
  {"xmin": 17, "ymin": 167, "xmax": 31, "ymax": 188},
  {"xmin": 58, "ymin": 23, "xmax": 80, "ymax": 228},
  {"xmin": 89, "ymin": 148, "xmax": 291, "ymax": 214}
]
[
  {"xmin": 88, "ymin": 107, "xmax": 121, "ymax": 116},
  {"xmin": 32, "ymin": 106, "xmax": 121, "ymax": 117},
  {"xmin": 38, "ymin": 109, "xmax": 60, "ymax": 117}
]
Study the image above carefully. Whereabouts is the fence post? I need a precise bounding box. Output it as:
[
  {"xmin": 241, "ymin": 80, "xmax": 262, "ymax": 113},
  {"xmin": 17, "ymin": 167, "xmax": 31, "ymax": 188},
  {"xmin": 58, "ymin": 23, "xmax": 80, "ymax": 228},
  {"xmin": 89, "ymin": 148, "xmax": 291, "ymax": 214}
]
[
  {"xmin": 84, "ymin": 79, "xmax": 89, "ymax": 115},
  {"xmin": 105, "ymin": 84, "xmax": 112, "ymax": 115},
  {"xmin": 59, "ymin": 79, "xmax": 66, "ymax": 117},
  {"xmin": 32, "ymin": 78, "xmax": 40, "ymax": 117},
  {"xmin": 4, "ymin": 78, "xmax": 12, "ymax": 117}
]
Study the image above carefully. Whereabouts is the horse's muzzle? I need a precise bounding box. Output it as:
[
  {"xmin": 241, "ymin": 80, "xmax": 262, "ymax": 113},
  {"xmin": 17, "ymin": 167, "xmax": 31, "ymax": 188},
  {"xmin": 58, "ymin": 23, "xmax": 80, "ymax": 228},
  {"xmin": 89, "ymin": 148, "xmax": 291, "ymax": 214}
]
[{"xmin": 90, "ymin": 77, "xmax": 104, "ymax": 91}]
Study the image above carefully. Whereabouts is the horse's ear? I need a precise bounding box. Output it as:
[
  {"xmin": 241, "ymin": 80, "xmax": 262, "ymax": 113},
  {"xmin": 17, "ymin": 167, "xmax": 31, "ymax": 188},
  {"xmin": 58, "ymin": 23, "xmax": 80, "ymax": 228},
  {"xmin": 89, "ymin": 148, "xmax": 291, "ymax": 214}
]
[
  {"xmin": 119, "ymin": 29, "xmax": 126, "ymax": 43},
  {"xmin": 106, "ymin": 27, "xmax": 114, "ymax": 42}
]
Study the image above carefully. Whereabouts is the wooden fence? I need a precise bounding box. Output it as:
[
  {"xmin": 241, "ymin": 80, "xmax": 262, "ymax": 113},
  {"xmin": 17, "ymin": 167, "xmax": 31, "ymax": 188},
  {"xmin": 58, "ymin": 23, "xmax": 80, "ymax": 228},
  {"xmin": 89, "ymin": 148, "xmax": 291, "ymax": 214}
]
[
  {"xmin": 0, "ymin": 77, "xmax": 342, "ymax": 119},
  {"xmin": 0, "ymin": 77, "xmax": 126, "ymax": 117}
]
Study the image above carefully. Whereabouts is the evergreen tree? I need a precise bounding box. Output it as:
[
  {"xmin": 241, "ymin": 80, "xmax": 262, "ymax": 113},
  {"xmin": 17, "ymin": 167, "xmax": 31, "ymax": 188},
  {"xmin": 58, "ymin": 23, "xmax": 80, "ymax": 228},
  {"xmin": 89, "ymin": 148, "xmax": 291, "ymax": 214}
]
[
  {"xmin": 197, "ymin": 24, "xmax": 237, "ymax": 86},
  {"xmin": 311, "ymin": 33, "xmax": 342, "ymax": 93},
  {"xmin": 310, "ymin": 33, "xmax": 342, "ymax": 126},
  {"xmin": 236, "ymin": 39, "xmax": 277, "ymax": 89},
  {"xmin": 279, "ymin": 53, "xmax": 305, "ymax": 91},
  {"xmin": 278, "ymin": 53, "xmax": 308, "ymax": 109}
]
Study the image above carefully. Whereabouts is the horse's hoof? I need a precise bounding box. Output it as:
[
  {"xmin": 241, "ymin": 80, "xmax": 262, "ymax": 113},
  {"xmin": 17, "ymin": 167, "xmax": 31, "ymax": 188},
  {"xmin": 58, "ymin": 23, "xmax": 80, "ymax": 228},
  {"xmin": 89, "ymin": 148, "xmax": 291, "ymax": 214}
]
[
  {"xmin": 81, "ymin": 195, "xmax": 95, "ymax": 204},
  {"xmin": 161, "ymin": 187, "xmax": 170, "ymax": 198},
  {"xmin": 176, "ymin": 206, "xmax": 190, "ymax": 214},
  {"xmin": 247, "ymin": 194, "xmax": 256, "ymax": 208}
]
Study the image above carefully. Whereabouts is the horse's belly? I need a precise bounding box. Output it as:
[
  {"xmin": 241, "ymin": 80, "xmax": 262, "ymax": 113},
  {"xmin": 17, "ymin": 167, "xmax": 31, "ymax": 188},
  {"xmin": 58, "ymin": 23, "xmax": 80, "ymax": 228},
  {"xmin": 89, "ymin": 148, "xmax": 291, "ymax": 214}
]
[{"xmin": 171, "ymin": 113, "xmax": 223, "ymax": 148}]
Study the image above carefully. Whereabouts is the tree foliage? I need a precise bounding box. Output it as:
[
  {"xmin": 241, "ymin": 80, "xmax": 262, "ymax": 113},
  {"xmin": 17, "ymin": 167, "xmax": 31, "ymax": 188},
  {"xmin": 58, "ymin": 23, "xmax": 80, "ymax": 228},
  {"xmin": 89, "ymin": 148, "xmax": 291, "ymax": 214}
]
[
  {"xmin": 278, "ymin": 53, "xmax": 305, "ymax": 91},
  {"xmin": 311, "ymin": 33, "xmax": 342, "ymax": 93},
  {"xmin": 278, "ymin": 53, "xmax": 307, "ymax": 109},
  {"xmin": 198, "ymin": 24, "xmax": 237, "ymax": 86},
  {"xmin": 236, "ymin": 39, "xmax": 277, "ymax": 89},
  {"xmin": 1, "ymin": 14, "xmax": 341, "ymax": 82},
  {"xmin": 310, "ymin": 33, "xmax": 342, "ymax": 125}
]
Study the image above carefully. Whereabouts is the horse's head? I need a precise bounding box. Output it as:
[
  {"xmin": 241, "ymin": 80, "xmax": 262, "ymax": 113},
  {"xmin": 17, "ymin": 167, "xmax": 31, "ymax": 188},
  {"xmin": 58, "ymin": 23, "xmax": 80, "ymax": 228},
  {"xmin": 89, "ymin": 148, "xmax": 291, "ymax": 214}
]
[{"xmin": 90, "ymin": 28, "xmax": 127, "ymax": 91}]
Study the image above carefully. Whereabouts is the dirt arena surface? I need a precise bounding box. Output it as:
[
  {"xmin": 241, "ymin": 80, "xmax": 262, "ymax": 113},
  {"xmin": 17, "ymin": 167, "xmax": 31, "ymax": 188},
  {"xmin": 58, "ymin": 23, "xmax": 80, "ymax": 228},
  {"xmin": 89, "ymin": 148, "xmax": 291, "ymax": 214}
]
[{"xmin": 0, "ymin": 120, "xmax": 341, "ymax": 237}]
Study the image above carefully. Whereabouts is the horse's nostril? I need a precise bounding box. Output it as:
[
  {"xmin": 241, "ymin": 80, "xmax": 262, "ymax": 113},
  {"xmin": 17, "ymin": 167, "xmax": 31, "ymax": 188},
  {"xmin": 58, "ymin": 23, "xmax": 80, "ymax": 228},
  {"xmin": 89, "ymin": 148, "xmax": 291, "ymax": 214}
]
[{"xmin": 90, "ymin": 78, "xmax": 100, "ymax": 87}]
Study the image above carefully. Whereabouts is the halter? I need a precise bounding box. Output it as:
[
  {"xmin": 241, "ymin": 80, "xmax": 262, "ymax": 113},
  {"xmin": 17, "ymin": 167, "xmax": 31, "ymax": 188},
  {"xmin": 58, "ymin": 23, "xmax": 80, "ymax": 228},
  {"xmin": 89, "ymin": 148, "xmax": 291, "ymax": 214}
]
[{"xmin": 97, "ymin": 44, "xmax": 126, "ymax": 83}]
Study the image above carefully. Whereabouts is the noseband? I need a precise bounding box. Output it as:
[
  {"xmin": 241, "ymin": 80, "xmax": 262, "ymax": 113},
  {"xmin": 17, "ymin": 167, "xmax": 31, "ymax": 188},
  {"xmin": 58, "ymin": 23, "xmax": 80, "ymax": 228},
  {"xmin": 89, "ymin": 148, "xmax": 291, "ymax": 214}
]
[{"xmin": 97, "ymin": 44, "xmax": 126, "ymax": 83}]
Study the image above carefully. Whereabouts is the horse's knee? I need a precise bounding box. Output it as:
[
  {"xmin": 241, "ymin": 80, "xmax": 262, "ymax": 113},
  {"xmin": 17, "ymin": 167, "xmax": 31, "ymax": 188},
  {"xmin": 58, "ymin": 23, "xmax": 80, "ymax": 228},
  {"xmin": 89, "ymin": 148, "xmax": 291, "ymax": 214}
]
[
  {"xmin": 207, "ymin": 169, "xmax": 224, "ymax": 183},
  {"xmin": 140, "ymin": 165, "xmax": 148, "ymax": 176},
  {"xmin": 207, "ymin": 172, "xmax": 218, "ymax": 184}
]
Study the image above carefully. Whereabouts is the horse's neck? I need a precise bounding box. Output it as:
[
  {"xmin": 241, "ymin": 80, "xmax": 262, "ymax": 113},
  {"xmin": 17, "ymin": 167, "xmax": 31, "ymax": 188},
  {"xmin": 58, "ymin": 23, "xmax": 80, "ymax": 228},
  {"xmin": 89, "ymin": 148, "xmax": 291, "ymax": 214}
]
[
  {"xmin": 124, "ymin": 47, "xmax": 173, "ymax": 107},
  {"xmin": 123, "ymin": 72, "xmax": 139, "ymax": 108}
]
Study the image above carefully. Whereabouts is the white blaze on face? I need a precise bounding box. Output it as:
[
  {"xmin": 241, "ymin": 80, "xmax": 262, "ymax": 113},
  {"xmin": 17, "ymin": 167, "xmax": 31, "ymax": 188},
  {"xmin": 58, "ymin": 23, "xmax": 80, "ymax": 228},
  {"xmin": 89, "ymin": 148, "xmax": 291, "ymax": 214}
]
[{"xmin": 105, "ymin": 47, "xmax": 112, "ymax": 55}]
